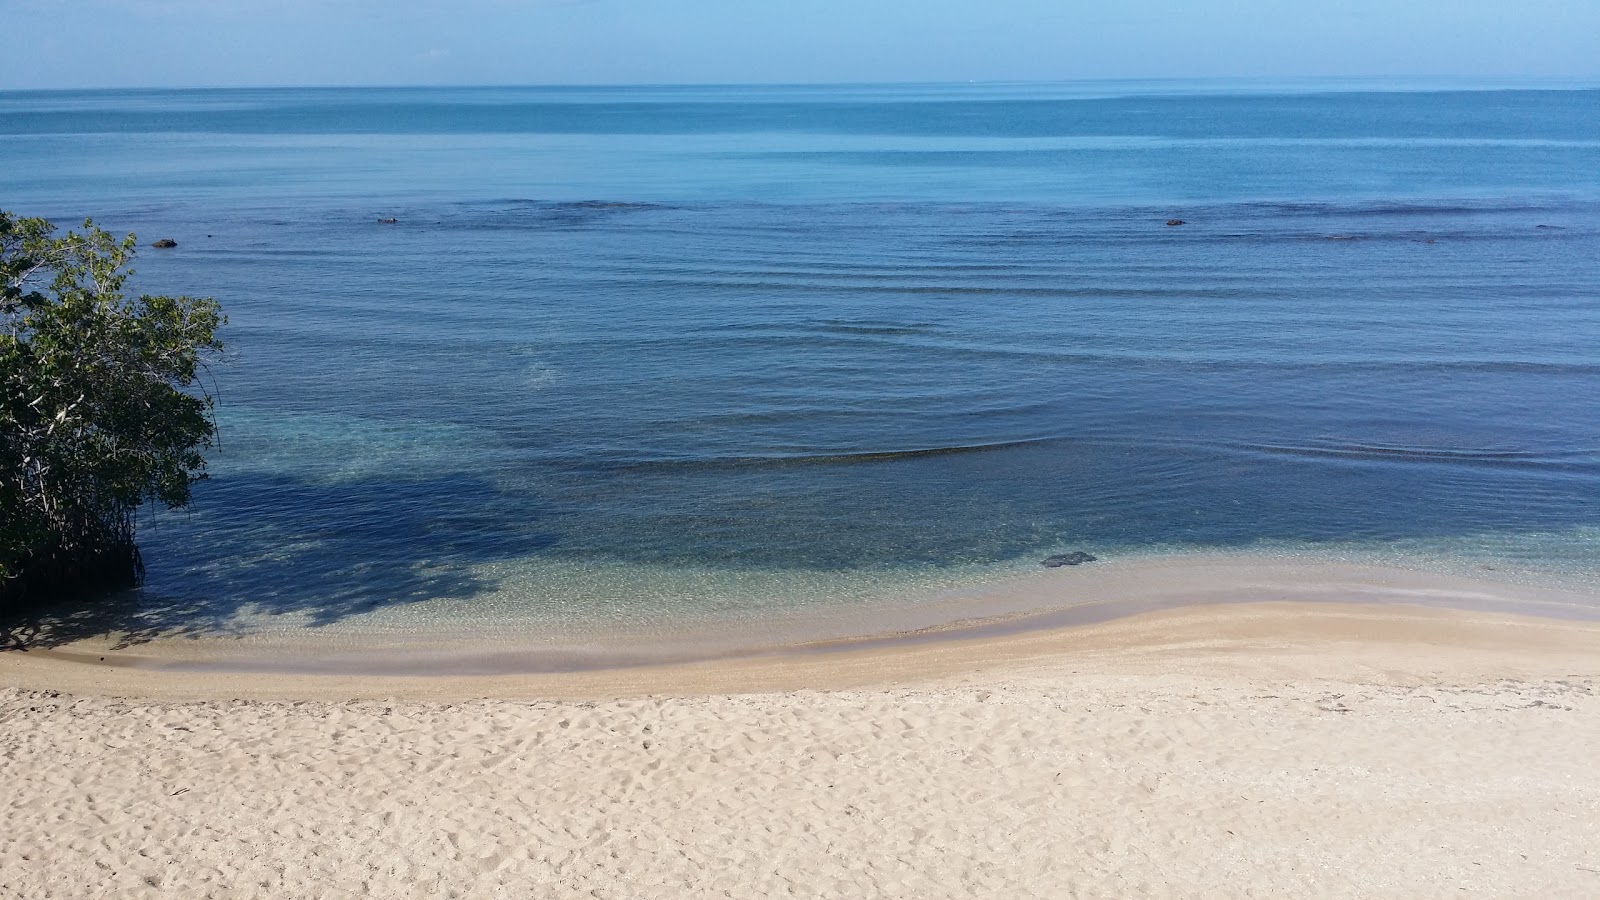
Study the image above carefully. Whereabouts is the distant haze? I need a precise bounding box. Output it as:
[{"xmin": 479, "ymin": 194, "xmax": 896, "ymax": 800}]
[{"xmin": 2, "ymin": 0, "xmax": 1598, "ymax": 90}]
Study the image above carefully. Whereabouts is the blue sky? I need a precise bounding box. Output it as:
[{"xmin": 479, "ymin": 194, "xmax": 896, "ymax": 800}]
[{"xmin": 3, "ymin": 0, "xmax": 1598, "ymax": 89}]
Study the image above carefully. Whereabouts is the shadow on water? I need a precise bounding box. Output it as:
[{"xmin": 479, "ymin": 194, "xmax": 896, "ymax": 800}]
[
  {"xmin": 1, "ymin": 472, "xmax": 558, "ymax": 652},
  {"xmin": 6, "ymin": 435, "xmax": 1599, "ymax": 654}
]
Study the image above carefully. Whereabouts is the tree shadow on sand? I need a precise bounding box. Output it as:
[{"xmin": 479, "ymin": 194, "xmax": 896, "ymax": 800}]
[{"xmin": 1, "ymin": 471, "xmax": 560, "ymax": 652}]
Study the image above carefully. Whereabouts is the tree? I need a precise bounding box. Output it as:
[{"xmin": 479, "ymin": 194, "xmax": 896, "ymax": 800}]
[{"xmin": 2, "ymin": 212, "xmax": 223, "ymax": 606}]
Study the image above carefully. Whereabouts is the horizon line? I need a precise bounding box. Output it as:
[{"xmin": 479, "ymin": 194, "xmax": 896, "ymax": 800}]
[{"xmin": 6, "ymin": 74, "xmax": 1600, "ymax": 95}]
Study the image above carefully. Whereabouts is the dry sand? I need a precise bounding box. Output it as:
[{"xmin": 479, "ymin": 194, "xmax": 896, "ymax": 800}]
[{"xmin": 4, "ymin": 564, "xmax": 1600, "ymax": 898}]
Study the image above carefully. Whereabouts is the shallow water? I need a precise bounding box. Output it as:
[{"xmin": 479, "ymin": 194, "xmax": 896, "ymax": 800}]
[{"xmin": 3, "ymin": 81, "xmax": 1598, "ymax": 643}]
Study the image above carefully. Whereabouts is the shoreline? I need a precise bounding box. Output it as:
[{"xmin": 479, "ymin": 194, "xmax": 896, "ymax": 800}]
[{"xmin": 6, "ymin": 554, "xmax": 1600, "ymax": 700}]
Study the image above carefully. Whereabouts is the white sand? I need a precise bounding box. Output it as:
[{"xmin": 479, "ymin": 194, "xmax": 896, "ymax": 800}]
[{"xmin": 5, "ymin": 570, "xmax": 1600, "ymax": 898}]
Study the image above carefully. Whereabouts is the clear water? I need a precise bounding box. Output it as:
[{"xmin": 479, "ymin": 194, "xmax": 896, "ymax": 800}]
[{"xmin": 3, "ymin": 82, "xmax": 1598, "ymax": 642}]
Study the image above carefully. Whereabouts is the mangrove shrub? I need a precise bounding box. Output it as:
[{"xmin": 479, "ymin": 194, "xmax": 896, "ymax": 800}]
[{"xmin": 1, "ymin": 212, "xmax": 223, "ymax": 605}]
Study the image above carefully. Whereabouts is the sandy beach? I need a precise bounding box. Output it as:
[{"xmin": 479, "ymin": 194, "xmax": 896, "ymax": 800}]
[{"xmin": 5, "ymin": 563, "xmax": 1600, "ymax": 898}]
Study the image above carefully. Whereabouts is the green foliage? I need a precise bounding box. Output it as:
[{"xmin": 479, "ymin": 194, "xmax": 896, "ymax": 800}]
[{"xmin": 2, "ymin": 211, "xmax": 223, "ymax": 604}]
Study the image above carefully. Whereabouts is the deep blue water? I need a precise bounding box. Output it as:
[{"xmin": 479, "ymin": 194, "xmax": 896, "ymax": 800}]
[{"xmin": 3, "ymin": 82, "xmax": 1599, "ymax": 637}]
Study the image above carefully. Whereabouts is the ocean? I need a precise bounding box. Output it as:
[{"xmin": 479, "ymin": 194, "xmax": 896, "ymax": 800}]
[{"xmin": 3, "ymin": 81, "xmax": 1599, "ymax": 649}]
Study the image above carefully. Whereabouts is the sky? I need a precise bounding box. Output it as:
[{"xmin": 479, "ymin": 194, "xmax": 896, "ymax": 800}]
[{"xmin": 3, "ymin": 0, "xmax": 1599, "ymax": 90}]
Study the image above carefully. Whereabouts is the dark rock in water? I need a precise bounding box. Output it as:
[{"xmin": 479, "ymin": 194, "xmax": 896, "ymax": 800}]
[
  {"xmin": 1166, "ymin": 219, "xmax": 1185, "ymax": 226},
  {"xmin": 1042, "ymin": 551, "xmax": 1097, "ymax": 568},
  {"xmin": 150, "ymin": 238, "xmax": 177, "ymax": 248},
  {"xmin": 378, "ymin": 217, "xmax": 398, "ymax": 224}
]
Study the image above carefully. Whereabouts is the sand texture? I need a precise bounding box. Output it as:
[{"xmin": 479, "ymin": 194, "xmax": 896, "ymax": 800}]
[{"xmin": 5, "ymin": 601, "xmax": 1600, "ymax": 899}]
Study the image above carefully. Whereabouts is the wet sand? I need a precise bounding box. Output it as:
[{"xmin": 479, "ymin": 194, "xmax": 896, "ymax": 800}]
[{"xmin": 7, "ymin": 555, "xmax": 1598, "ymax": 688}]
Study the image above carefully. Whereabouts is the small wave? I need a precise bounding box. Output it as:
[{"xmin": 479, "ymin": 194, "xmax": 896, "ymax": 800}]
[
  {"xmin": 427, "ymin": 199, "xmax": 683, "ymax": 229},
  {"xmin": 703, "ymin": 320, "xmax": 942, "ymax": 336},
  {"xmin": 1233, "ymin": 441, "xmax": 1600, "ymax": 471},
  {"xmin": 1236, "ymin": 199, "xmax": 1561, "ymax": 217},
  {"xmin": 791, "ymin": 439, "xmax": 1053, "ymax": 465},
  {"xmin": 551, "ymin": 200, "xmax": 677, "ymax": 211},
  {"xmin": 1305, "ymin": 359, "xmax": 1600, "ymax": 376},
  {"xmin": 583, "ymin": 437, "xmax": 1063, "ymax": 474},
  {"xmin": 814, "ymin": 319, "xmax": 943, "ymax": 336},
  {"xmin": 472, "ymin": 198, "xmax": 678, "ymax": 211}
]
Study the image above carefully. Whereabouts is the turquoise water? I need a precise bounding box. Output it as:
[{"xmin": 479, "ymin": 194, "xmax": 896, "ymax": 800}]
[{"xmin": 3, "ymin": 82, "xmax": 1599, "ymax": 641}]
